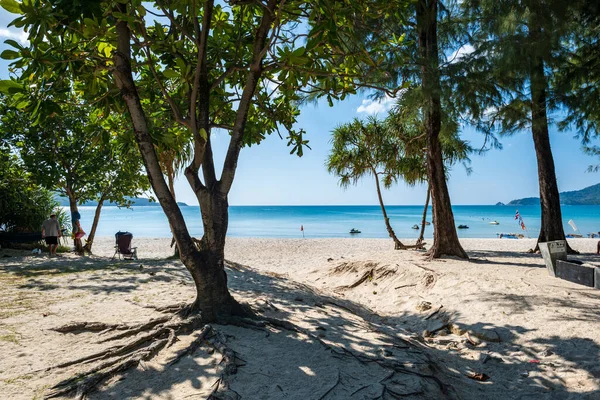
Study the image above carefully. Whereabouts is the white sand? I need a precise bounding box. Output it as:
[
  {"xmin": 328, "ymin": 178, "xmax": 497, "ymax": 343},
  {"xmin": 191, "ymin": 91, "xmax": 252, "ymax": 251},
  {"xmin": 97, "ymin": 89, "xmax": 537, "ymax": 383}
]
[{"xmin": 1, "ymin": 237, "xmax": 599, "ymax": 399}]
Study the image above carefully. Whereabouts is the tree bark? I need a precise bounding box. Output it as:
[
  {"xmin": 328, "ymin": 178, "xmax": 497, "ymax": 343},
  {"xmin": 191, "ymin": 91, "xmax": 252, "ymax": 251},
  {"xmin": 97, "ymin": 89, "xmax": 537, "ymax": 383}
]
[
  {"xmin": 112, "ymin": 7, "xmax": 242, "ymax": 321},
  {"xmin": 82, "ymin": 196, "xmax": 105, "ymax": 253},
  {"xmin": 417, "ymin": 0, "xmax": 467, "ymax": 259},
  {"xmin": 528, "ymin": 23, "xmax": 575, "ymax": 254},
  {"xmin": 67, "ymin": 192, "xmax": 83, "ymax": 254},
  {"xmin": 166, "ymin": 167, "xmax": 180, "ymax": 257},
  {"xmin": 417, "ymin": 184, "xmax": 431, "ymax": 245},
  {"xmin": 373, "ymin": 171, "xmax": 405, "ymax": 250}
]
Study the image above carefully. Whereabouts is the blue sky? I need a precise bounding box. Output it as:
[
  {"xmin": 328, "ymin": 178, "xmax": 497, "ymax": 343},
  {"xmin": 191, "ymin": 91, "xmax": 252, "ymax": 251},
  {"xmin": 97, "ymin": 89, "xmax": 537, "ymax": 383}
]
[{"xmin": 1, "ymin": 10, "xmax": 599, "ymax": 206}]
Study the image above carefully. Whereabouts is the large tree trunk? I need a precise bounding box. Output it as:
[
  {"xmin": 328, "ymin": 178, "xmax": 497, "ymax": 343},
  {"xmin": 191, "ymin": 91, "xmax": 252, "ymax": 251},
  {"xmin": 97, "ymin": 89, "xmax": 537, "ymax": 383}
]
[
  {"xmin": 528, "ymin": 23, "xmax": 575, "ymax": 254},
  {"xmin": 113, "ymin": 11, "xmax": 242, "ymax": 321},
  {"xmin": 417, "ymin": 0, "xmax": 467, "ymax": 259},
  {"xmin": 417, "ymin": 184, "xmax": 431, "ymax": 245},
  {"xmin": 192, "ymin": 190, "xmax": 242, "ymax": 316},
  {"xmin": 166, "ymin": 170, "xmax": 180, "ymax": 258},
  {"xmin": 373, "ymin": 171, "xmax": 405, "ymax": 250},
  {"xmin": 82, "ymin": 197, "xmax": 105, "ymax": 253},
  {"xmin": 67, "ymin": 193, "xmax": 84, "ymax": 254}
]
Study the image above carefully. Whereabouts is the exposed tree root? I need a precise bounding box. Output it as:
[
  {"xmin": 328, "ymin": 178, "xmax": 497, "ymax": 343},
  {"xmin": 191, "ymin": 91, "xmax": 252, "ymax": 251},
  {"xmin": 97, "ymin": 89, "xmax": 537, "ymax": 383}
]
[
  {"xmin": 317, "ymin": 369, "xmax": 340, "ymax": 400},
  {"xmin": 45, "ymin": 339, "xmax": 168, "ymax": 399},
  {"xmin": 398, "ymin": 243, "xmax": 427, "ymax": 251},
  {"xmin": 96, "ymin": 316, "xmax": 172, "ymax": 343},
  {"xmin": 41, "ymin": 312, "xmax": 219, "ymax": 399},
  {"xmin": 334, "ymin": 268, "xmax": 375, "ymax": 292},
  {"xmin": 221, "ymin": 314, "xmax": 449, "ymax": 397},
  {"xmin": 50, "ymin": 321, "xmax": 133, "ymax": 334}
]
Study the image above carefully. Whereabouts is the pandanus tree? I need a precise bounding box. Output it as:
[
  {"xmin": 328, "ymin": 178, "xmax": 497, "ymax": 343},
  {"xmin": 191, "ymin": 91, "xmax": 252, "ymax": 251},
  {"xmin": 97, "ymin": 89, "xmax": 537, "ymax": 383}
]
[{"xmin": 327, "ymin": 117, "xmax": 424, "ymax": 250}]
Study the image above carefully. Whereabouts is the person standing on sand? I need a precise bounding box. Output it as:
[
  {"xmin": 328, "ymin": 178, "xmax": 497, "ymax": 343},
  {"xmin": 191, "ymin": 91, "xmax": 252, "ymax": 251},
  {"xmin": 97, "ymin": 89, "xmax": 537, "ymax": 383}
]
[{"xmin": 42, "ymin": 213, "xmax": 62, "ymax": 257}]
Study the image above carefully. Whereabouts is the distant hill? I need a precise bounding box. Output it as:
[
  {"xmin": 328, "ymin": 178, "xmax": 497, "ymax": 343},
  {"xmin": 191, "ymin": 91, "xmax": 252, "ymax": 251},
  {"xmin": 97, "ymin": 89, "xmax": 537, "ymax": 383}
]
[
  {"xmin": 507, "ymin": 183, "xmax": 600, "ymax": 205},
  {"xmin": 55, "ymin": 196, "xmax": 188, "ymax": 207}
]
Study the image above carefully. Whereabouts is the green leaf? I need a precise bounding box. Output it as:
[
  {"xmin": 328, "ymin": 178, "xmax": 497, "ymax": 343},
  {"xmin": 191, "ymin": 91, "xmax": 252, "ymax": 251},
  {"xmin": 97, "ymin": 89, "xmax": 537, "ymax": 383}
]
[
  {"xmin": 0, "ymin": 79, "xmax": 24, "ymax": 94},
  {"xmin": 162, "ymin": 69, "xmax": 178, "ymax": 79},
  {"xmin": 3, "ymin": 39, "xmax": 23, "ymax": 50},
  {"xmin": 0, "ymin": 0, "xmax": 22, "ymax": 14},
  {"xmin": 199, "ymin": 128, "xmax": 208, "ymax": 141},
  {"xmin": 0, "ymin": 49, "xmax": 20, "ymax": 60},
  {"xmin": 291, "ymin": 47, "xmax": 305, "ymax": 57}
]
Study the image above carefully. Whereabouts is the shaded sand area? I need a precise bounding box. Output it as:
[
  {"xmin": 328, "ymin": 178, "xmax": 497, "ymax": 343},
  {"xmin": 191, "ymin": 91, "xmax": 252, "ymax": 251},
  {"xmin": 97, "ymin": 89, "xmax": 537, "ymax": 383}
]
[{"xmin": 0, "ymin": 237, "xmax": 599, "ymax": 399}]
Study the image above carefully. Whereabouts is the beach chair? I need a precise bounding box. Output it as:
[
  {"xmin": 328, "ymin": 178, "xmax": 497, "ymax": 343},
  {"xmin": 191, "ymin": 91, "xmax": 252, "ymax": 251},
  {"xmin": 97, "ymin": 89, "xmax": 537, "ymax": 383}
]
[{"xmin": 112, "ymin": 231, "xmax": 138, "ymax": 260}]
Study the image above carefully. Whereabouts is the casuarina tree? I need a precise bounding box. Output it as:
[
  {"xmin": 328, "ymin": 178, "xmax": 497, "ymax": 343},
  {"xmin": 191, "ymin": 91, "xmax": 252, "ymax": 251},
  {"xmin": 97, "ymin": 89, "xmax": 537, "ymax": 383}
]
[{"xmin": 458, "ymin": 0, "xmax": 596, "ymax": 252}]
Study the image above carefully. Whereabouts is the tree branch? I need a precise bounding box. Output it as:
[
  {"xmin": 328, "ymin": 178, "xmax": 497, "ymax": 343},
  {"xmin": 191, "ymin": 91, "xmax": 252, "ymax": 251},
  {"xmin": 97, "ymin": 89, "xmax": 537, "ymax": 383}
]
[{"xmin": 220, "ymin": 0, "xmax": 282, "ymax": 194}]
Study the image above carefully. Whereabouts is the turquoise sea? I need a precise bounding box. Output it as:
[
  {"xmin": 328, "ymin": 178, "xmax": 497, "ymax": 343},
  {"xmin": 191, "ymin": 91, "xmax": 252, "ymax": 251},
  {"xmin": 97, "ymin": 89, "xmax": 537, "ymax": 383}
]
[{"xmin": 73, "ymin": 205, "xmax": 600, "ymax": 239}]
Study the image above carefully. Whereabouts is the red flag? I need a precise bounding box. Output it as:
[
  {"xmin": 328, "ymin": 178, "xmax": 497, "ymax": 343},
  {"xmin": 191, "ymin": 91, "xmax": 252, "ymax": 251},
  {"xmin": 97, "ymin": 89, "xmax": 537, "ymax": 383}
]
[{"xmin": 300, "ymin": 225, "xmax": 304, "ymax": 231}]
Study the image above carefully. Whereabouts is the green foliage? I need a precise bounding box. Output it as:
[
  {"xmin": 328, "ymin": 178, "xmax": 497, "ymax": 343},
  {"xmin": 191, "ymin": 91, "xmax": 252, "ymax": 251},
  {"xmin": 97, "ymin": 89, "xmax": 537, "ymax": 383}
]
[
  {"xmin": 455, "ymin": 0, "xmax": 599, "ymax": 141},
  {"xmin": 0, "ymin": 0, "xmax": 412, "ymax": 158},
  {"xmin": 0, "ymin": 95, "xmax": 150, "ymax": 209},
  {"xmin": 327, "ymin": 117, "xmax": 404, "ymax": 188},
  {"xmin": 327, "ymin": 90, "xmax": 472, "ymax": 192},
  {"xmin": 552, "ymin": 2, "xmax": 600, "ymax": 162},
  {"xmin": 0, "ymin": 150, "xmax": 59, "ymax": 232}
]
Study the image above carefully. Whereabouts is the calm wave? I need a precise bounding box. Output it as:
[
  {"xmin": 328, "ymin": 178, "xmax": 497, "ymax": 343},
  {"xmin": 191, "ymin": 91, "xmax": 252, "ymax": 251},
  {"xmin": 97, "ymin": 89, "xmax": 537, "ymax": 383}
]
[{"xmin": 70, "ymin": 205, "xmax": 600, "ymax": 239}]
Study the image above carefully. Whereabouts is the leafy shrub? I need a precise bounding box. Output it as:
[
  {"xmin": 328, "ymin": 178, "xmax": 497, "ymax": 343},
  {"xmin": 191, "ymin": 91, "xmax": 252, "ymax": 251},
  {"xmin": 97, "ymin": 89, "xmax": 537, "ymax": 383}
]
[{"xmin": 0, "ymin": 151, "xmax": 60, "ymax": 232}]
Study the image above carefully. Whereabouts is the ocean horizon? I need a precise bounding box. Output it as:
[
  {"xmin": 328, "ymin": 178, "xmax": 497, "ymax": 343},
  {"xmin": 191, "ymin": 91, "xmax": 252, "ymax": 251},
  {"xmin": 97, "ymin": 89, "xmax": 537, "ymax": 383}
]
[{"xmin": 70, "ymin": 205, "xmax": 600, "ymax": 239}]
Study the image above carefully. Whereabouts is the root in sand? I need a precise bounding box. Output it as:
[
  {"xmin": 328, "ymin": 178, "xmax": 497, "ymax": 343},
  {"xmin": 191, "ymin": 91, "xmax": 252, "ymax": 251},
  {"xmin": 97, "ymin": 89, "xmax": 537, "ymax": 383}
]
[{"xmin": 43, "ymin": 310, "xmax": 240, "ymax": 400}]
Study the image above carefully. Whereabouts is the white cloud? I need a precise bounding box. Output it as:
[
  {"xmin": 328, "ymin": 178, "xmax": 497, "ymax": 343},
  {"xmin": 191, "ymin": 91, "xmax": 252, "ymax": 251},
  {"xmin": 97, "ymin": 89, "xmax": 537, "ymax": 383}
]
[
  {"xmin": 356, "ymin": 94, "xmax": 396, "ymax": 116},
  {"xmin": 448, "ymin": 44, "xmax": 474, "ymax": 64},
  {"xmin": 0, "ymin": 28, "xmax": 28, "ymax": 45}
]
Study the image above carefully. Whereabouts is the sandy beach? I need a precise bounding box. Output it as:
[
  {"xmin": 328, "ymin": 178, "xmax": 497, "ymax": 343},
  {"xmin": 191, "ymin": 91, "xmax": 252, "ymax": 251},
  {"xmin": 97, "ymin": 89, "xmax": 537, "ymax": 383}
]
[{"xmin": 1, "ymin": 237, "xmax": 599, "ymax": 399}]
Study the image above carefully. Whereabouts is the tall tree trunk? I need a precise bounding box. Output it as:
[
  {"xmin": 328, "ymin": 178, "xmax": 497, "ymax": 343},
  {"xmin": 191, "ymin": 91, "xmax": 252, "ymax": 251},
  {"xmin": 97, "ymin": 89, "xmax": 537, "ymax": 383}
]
[
  {"xmin": 113, "ymin": 10, "xmax": 243, "ymax": 321},
  {"xmin": 528, "ymin": 23, "xmax": 575, "ymax": 254},
  {"xmin": 67, "ymin": 193, "xmax": 83, "ymax": 254},
  {"xmin": 417, "ymin": 0, "xmax": 467, "ymax": 259},
  {"xmin": 82, "ymin": 197, "xmax": 105, "ymax": 253},
  {"xmin": 373, "ymin": 171, "xmax": 405, "ymax": 250},
  {"xmin": 417, "ymin": 184, "xmax": 431, "ymax": 245},
  {"xmin": 167, "ymin": 170, "xmax": 180, "ymax": 258}
]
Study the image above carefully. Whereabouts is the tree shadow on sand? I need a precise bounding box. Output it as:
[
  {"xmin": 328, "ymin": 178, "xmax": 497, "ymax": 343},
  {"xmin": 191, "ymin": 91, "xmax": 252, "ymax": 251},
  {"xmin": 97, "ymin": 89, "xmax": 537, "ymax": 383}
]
[{"xmin": 13, "ymin": 255, "xmax": 597, "ymax": 400}]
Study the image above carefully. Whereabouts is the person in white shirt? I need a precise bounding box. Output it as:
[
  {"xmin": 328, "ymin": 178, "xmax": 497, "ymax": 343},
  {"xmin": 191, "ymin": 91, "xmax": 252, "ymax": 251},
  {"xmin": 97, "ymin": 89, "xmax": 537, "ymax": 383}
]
[{"xmin": 42, "ymin": 214, "xmax": 62, "ymax": 257}]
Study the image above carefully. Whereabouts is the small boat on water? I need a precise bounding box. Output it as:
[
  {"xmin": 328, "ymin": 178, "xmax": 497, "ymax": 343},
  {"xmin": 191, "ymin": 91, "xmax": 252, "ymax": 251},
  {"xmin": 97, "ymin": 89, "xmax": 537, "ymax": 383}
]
[
  {"xmin": 566, "ymin": 234, "xmax": 583, "ymax": 238},
  {"xmin": 349, "ymin": 228, "xmax": 361, "ymax": 234},
  {"xmin": 457, "ymin": 225, "xmax": 469, "ymax": 229},
  {"xmin": 489, "ymin": 221, "xmax": 499, "ymax": 225},
  {"xmin": 424, "ymin": 221, "xmax": 431, "ymax": 225},
  {"xmin": 411, "ymin": 224, "xmax": 419, "ymax": 230}
]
